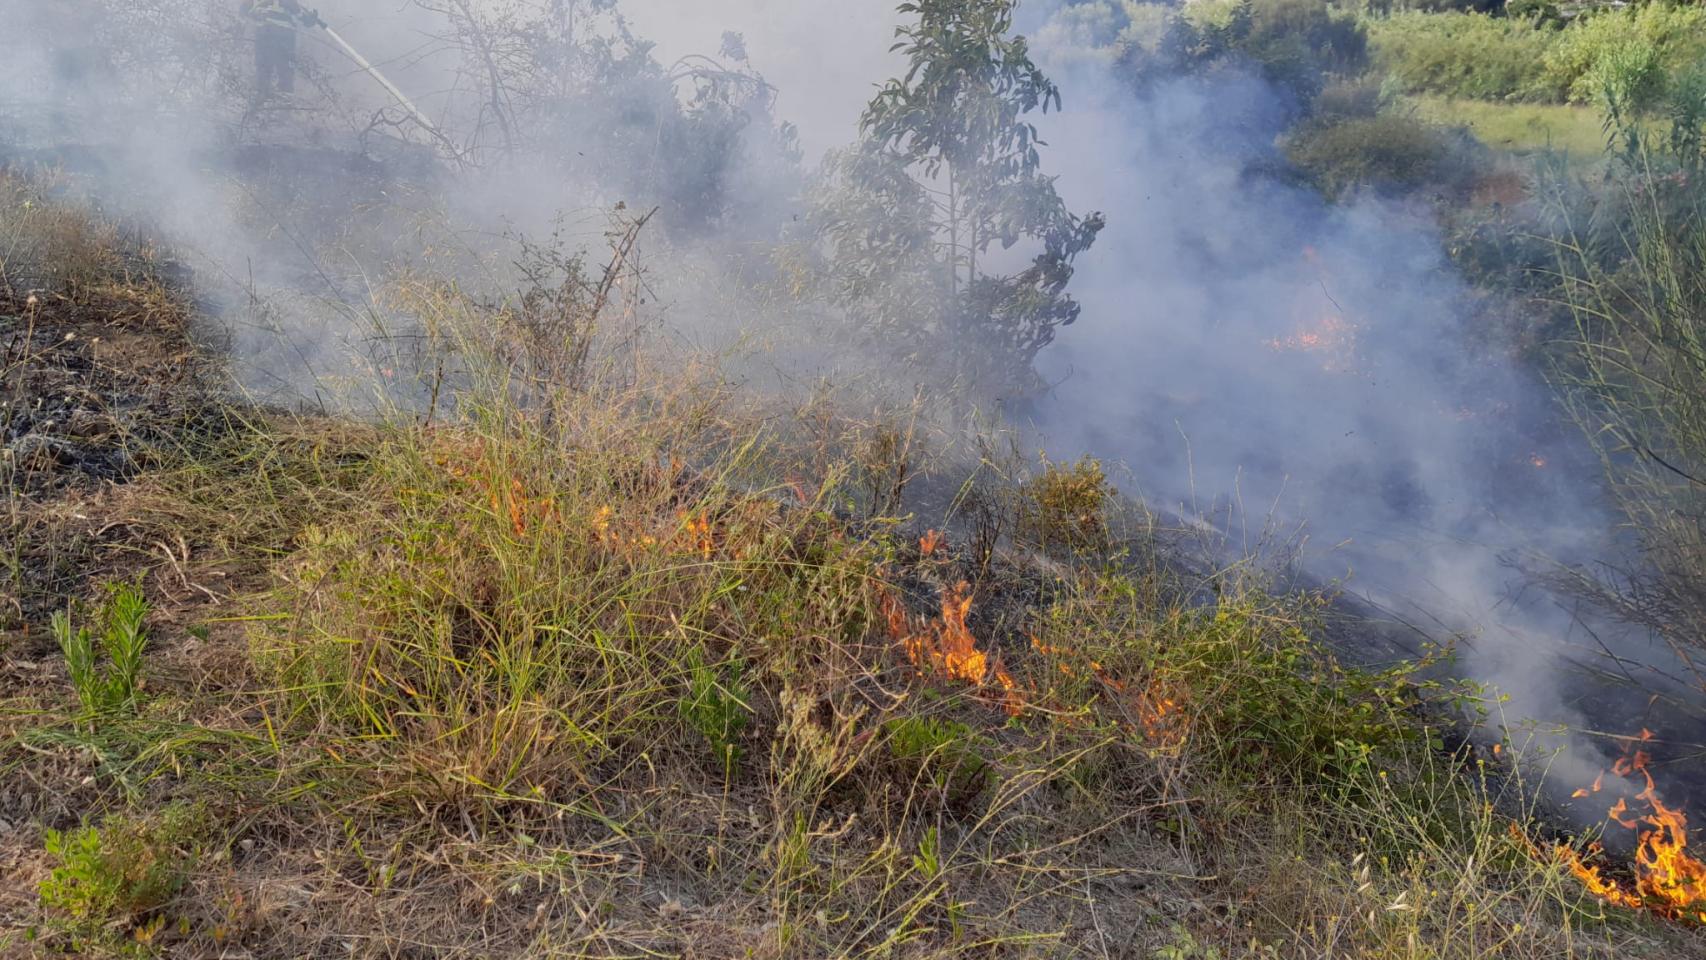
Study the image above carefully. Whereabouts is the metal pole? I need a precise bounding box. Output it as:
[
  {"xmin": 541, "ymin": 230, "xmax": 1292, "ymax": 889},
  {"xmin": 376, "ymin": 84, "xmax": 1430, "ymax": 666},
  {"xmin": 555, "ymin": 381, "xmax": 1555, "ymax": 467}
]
[{"xmin": 319, "ymin": 25, "xmax": 442, "ymax": 140}]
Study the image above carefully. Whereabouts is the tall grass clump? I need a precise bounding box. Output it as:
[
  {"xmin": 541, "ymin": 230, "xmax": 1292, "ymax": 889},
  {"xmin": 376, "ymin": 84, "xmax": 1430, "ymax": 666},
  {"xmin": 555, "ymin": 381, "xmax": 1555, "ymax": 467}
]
[{"xmin": 1544, "ymin": 76, "xmax": 1706, "ymax": 665}]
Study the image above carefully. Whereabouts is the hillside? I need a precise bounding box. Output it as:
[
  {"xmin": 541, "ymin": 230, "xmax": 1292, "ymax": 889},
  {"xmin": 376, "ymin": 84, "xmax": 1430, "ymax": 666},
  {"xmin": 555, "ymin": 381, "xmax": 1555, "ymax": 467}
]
[
  {"xmin": 7, "ymin": 0, "xmax": 1706, "ymax": 956},
  {"xmin": 3, "ymin": 168, "xmax": 1704, "ymax": 959}
]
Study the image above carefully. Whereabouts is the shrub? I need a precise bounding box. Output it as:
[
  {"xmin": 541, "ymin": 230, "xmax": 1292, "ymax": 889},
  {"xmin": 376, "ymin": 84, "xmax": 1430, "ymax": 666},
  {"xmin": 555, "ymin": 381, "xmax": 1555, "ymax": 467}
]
[
  {"xmin": 1541, "ymin": 3, "xmax": 1706, "ymax": 105},
  {"xmin": 1313, "ymin": 76, "xmax": 1388, "ymax": 121},
  {"xmin": 1286, "ymin": 112, "xmax": 1486, "ymax": 197},
  {"xmin": 39, "ymin": 805, "xmax": 200, "ymax": 946},
  {"xmin": 1367, "ymin": 12, "xmax": 1559, "ymax": 102},
  {"xmin": 1017, "ymin": 456, "xmax": 1114, "ymax": 556},
  {"xmin": 1184, "ymin": 0, "xmax": 1371, "ymax": 99},
  {"xmin": 1505, "ymin": 0, "xmax": 1562, "ymax": 28}
]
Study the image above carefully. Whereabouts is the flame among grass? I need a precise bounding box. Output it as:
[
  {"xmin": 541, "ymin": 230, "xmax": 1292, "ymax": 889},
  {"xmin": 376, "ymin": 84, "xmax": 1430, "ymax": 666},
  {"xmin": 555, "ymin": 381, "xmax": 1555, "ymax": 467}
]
[
  {"xmin": 1554, "ymin": 731, "xmax": 1706, "ymax": 923},
  {"xmin": 885, "ymin": 581, "xmax": 1022, "ymax": 716},
  {"xmin": 1267, "ymin": 314, "xmax": 1361, "ymax": 372}
]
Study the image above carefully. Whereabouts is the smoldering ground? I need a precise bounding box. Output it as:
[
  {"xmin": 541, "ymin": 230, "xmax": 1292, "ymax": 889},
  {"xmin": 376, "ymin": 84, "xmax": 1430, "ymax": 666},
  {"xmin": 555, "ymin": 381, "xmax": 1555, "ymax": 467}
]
[{"xmin": 4, "ymin": 0, "xmax": 1702, "ymax": 804}]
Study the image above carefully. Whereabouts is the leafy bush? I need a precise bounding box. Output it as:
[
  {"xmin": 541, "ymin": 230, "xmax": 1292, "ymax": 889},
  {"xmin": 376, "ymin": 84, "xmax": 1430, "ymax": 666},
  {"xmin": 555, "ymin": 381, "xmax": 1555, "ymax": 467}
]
[
  {"xmin": 1018, "ymin": 456, "xmax": 1114, "ymax": 556},
  {"xmin": 1542, "ymin": 3, "xmax": 1706, "ymax": 105},
  {"xmin": 39, "ymin": 806, "xmax": 200, "ymax": 945},
  {"xmin": 1313, "ymin": 76, "xmax": 1388, "ymax": 121},
  {"xmin": 52, "ymin": 583, "xmax": 151, "ymax": 722},
  {"xmin": 1371, "ymin": 5, "xmax": 1706, "ymax": 106},
  {"xmin": 1286, "ymin": 112, "xmax": 1486, "ymax": 196},
  {"xmin": 1368, "ymin": 12, "xmax": 1559, "ymax": 102},
  {"xmin": 1030, "ymin": 587, "xmax": 1448, "ymax": 804},
  {"xmin": 1505, "ymin": 0, "xmax": 1562, "ymax": 28},
  {"xmin": 1178, "ymin": 0, "xmax": 1370, "ymax": 99}
]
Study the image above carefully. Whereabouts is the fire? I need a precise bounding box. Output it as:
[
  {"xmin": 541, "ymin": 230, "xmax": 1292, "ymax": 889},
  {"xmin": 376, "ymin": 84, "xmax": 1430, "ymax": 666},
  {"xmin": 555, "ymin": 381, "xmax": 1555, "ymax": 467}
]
[
  {"xmin": 1530, "ymin": 454, "xmax": 1548, "ymax": 469},
  {"xmin": 678, "ymin": 510, "xmax": 715, "ymax": 558},
  {"xmin": 1266, "ymin": 314, "xmax": 1360, "ymax": 373},
  {"xmin": 1136, "ymin": 681, "xmax": 1189, "ymax": 750},
  {"xmin": 1553, "ymin": 730, "xmax": 1706, "ymax": 922},
  {"xmin": 495, "ymin": 476, "xmax": 559, "ymax": 538},
  {"xmin": 586, "ymin": 504, "xmax": 725, "ymax": 556},
  {"xmin": 885, "ymin": 581, "xmax": 1022, "ymax": 716},
  {"xmin": 919, "ymin": 529, "xmax": 945, "ymax": 559},
  {"xmin": 1029, "ymin": 635, "xmax": 1189, "ymax": 748}
]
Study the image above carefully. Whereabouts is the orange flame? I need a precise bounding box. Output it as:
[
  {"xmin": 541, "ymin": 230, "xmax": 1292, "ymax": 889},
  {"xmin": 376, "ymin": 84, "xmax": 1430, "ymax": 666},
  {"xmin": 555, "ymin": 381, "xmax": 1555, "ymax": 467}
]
[
  {"xmin": 920, "ymin": 529, "xmax": 945, "ymax": 559},
  {"xmin": 1136, "ymin": 681, "xmax": 1189, "ymax": 750},
  {"xmin": 678, "ymin": 510, "xmax": 715, "ymax": 558},
  {"xmin": 1553, "ymin": 731, "xmax": 1706, "ymax": 923},
  {"xmin": 1029, "ymin": 634, "xmax": 1189, "ymax": 747},
  {"xmin": 886, "ymin": 582, "xmax": 1022, "ymax": 716}
]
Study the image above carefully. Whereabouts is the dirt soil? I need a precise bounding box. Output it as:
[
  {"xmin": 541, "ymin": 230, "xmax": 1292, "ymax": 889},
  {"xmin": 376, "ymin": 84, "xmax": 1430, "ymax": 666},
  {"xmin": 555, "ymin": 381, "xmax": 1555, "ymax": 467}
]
[{"xmin": 1, "ymin": 271, "xmax": 227, "ymax": 625}]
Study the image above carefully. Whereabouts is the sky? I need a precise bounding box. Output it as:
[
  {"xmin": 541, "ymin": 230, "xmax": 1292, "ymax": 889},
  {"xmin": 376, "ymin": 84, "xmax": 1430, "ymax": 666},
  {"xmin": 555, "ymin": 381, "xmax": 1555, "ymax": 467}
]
[{"xmin": 621, "ymin": 0, "xmax": 899, "ymax": 158}]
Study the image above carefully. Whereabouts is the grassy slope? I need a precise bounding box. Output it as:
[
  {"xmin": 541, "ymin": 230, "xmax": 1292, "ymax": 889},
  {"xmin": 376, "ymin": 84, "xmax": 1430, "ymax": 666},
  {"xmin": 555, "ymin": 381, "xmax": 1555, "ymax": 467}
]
[
  {"xmin": 1407, "ymin": 94, "xmax": 1609, "ymax": 158},
  {"xmin": 3, "ymin": 176, "xmax": 1704, "ymax": 959}
]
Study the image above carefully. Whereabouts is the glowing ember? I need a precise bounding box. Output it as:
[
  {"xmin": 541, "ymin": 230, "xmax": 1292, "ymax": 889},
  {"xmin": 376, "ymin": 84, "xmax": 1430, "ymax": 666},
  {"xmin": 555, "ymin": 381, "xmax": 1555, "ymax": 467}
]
[
  {"xmin": 1530, "ymin": 454, "xmax": 1548, "ymax": 469},
  {"xmin": 919, "ymin": 529, "xmax": 945, "ymax": 558},
  {"xmin": 1553, "ymin": 730, "xmax": 1706, "ymax": 922},
  {"xmin": 1266, "ymin": 314, "xmax": 1360, "ymax": 373}
]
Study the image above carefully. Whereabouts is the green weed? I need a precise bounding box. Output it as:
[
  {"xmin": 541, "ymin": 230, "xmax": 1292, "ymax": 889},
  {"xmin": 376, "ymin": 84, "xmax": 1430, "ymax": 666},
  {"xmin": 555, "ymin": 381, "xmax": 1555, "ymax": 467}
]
[
  {"xmin": 679, "ymin": 648, "xmax": 751, "ymax": 777},
  {"xmin": 884, "ymin": 715, "xmax": 991, "ymax": 806},
  {"xmin": 38, "ymin": 805, "xmax": 200, "ymax": 948},
  {"xmin": 51, "ymin": 583, "xmax": 150, "ymax": 722}
]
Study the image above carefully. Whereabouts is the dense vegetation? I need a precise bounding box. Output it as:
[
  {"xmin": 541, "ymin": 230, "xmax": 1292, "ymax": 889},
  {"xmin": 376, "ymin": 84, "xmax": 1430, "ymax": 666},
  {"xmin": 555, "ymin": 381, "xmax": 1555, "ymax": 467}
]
[
  {"xmin": 6, "ymin": 0, "xmax": 1706, "ymax": 957},
  {"xmin": 1368, "ymin": 5, "xmax": 1706, "ymax": 105}
]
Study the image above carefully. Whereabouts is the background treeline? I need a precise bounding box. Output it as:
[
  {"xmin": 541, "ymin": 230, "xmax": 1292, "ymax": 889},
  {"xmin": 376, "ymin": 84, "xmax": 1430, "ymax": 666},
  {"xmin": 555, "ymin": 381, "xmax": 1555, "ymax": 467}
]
[{"xmin": 1368, "ymin": 3, "xmax": 1706, "ymax": 104}]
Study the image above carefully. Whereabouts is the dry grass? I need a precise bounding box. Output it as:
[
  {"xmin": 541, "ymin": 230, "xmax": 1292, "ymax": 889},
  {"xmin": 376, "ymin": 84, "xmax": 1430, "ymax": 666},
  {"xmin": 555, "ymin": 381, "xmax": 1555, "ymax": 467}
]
[{"xmin": 2, "ymin": 173, "xmax": 1704, "ymax": 960}]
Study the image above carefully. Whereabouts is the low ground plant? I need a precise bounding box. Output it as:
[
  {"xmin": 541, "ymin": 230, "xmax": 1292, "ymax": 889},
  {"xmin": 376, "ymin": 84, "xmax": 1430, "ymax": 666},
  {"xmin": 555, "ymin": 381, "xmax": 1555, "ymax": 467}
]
[
  {"xmin": 38, "ymin": 804, "xmax": 202, "ymax": 949},
  {"xmin": 52, "ymin": 583, "xmax": 150, "ymax": 723}
]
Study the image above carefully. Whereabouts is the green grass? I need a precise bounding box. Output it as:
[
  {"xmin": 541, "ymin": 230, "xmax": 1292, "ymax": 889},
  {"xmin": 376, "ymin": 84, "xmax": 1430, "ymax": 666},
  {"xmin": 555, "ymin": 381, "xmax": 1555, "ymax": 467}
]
[{"xmin": 1407, "ymin": 94, "xmax": 1610, "ymax": 157}]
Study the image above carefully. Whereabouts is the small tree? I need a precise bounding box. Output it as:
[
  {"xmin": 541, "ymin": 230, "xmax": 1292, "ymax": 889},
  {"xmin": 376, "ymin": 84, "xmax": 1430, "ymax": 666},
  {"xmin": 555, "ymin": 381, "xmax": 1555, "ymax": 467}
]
[{"xmin": 809, "ymin": 0, "xmax": 1103, "ymax": 391}]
